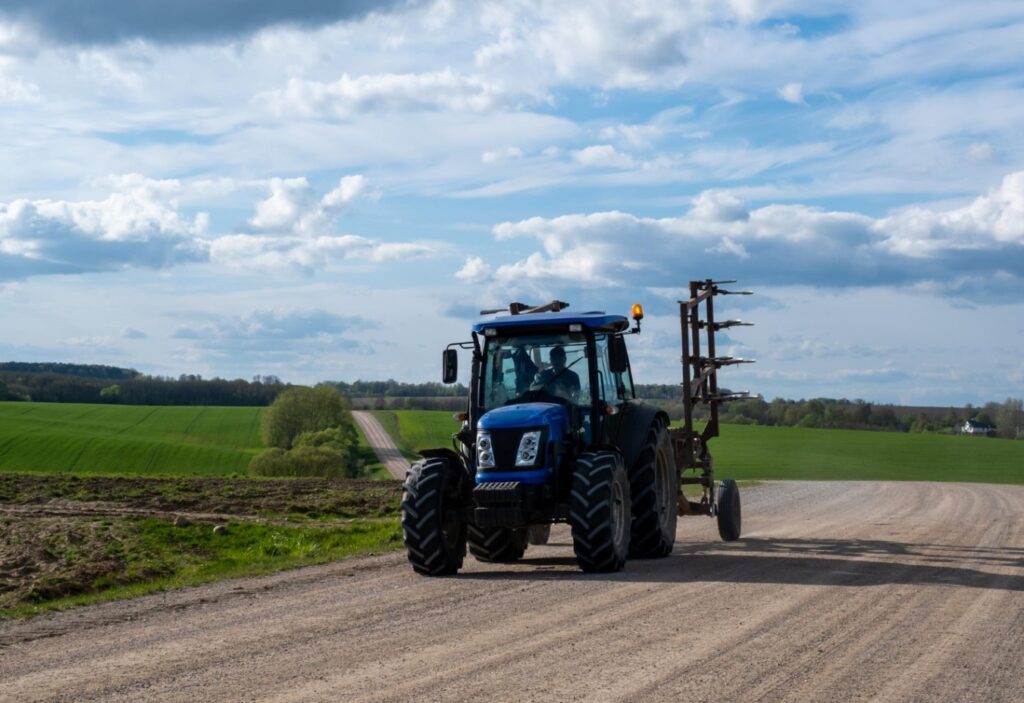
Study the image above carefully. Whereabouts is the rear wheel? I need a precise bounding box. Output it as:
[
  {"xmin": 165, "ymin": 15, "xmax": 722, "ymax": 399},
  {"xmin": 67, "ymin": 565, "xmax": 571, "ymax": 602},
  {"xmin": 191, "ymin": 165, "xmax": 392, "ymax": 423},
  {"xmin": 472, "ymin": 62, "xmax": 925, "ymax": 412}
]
[
  {"xmin": 628, "ymin": 420, "xmax": 678, "ymax": 558},
  {"xmin": 467, "ymin": 525, "xmax": 528, "ymax": 562},
  {"xmin": 570, "ymin": 451, "xmax": 631, "ymax": 573},
  {"xmin": 527, "ymin": 524, "xmax": 551, "ymax": 545},
  {"xmin": 717, "ymin": 479, "xmax": 741, "ymax": 541},
  {"xmin": 401, "ymin": 458, "xmax": 467, "ymax": 575}
]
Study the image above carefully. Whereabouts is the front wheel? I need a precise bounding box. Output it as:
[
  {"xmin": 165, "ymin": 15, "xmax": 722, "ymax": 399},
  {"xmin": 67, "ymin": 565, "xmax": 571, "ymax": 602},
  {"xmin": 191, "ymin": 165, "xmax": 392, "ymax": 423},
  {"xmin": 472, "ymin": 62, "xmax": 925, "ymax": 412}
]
[
  {"xmin": 401, "ymin": 458, "xmax": 467, "ymax": 575},
  {"xmin": 717, "ymin": 479, "xmax": 742, "ymax": 541},
  {"xmin": 570, "ymin": 451, "xmax": 631, "ymax": 573}
]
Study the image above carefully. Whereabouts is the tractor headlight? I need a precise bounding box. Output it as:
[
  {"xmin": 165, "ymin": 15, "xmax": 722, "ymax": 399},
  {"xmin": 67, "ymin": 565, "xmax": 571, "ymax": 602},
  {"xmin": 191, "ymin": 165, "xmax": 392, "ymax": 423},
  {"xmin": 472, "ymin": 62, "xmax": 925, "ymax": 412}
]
[
  {"xmin": 515, "ymin": 430, "xmax": 542, "ymax": 467},
  {"xmin": 477, "ymin": 431, "xmax": 495, "ymax": 468}
]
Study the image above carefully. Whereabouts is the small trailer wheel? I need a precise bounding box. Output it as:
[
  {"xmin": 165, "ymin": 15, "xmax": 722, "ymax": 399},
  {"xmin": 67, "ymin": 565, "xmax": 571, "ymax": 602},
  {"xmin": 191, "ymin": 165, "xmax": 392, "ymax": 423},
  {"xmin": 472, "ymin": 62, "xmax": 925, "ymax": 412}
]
[{"xmin": 717, "ymin": 479, "xmax": 742, "ymax": 541}]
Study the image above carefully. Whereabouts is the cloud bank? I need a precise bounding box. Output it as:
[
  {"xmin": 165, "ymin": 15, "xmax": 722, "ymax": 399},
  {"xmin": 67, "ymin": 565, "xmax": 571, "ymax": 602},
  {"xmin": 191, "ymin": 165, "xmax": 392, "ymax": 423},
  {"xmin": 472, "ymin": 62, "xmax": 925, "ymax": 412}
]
[
  {"xmin": 470, "ymin": 172, "xmax": 1024, "ymax": 298},
  {"xmin": 0, "ymin": 174, "xmax": 440, "ymax": 280},
  {"xmin": 0, "ymin": 0, "xmax": 410, "ymax": 45}
]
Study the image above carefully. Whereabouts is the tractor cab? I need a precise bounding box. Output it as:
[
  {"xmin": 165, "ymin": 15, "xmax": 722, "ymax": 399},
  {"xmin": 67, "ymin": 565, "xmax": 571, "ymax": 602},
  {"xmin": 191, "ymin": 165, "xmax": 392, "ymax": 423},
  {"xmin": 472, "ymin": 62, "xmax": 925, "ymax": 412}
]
[{"xmin": 473, "ymin": 309, "xmax": 637, "ymax": 459}]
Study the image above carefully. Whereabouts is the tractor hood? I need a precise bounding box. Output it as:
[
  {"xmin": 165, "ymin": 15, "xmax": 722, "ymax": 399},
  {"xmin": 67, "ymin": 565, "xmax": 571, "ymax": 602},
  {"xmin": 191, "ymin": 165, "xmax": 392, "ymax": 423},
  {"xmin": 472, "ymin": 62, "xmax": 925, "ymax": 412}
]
[{"xmin": 478, "ymin": 402, "xmax": 569, "ymax": 433}]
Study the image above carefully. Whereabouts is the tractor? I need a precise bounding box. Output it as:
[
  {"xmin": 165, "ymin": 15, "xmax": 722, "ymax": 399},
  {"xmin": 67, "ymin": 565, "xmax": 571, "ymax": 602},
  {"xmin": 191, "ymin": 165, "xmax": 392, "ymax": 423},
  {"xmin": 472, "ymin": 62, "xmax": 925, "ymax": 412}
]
[{"xmin": 401, "ymin": 279, "xmax": 755, "ymax": 575}]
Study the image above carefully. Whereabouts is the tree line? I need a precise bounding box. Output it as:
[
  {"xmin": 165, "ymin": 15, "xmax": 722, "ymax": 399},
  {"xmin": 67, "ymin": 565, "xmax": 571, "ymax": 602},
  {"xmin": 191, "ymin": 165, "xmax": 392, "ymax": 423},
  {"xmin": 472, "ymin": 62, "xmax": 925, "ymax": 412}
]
[
  {"xmin": 0, "ymin": 367, "xmax": 288, "ymax": 406},
  {"xmin": 657, "ymin": 395, "xmax": 1023, "ymax": 438}
]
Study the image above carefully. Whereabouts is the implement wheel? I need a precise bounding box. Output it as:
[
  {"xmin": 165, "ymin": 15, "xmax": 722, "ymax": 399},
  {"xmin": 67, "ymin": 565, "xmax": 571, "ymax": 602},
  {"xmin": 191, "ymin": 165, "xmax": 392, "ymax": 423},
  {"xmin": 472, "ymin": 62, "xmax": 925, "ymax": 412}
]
[
  {"xmin": 570, "ymin": 451, "xmax": 631, "ymax": 573},
  {"xmin": 401, "ymin": 457, "xmax": 467, "ymax": 575},
  {"xmin": 628, "ymin": 419, "xmax": 678, "ymax": 558},
  {"xmin": 717, "ymin": 479, "xmax": 742, "ymax": 542},
  {"xmin": 468, "ymin": 525, "xmax": 528, "ymax": 563}
]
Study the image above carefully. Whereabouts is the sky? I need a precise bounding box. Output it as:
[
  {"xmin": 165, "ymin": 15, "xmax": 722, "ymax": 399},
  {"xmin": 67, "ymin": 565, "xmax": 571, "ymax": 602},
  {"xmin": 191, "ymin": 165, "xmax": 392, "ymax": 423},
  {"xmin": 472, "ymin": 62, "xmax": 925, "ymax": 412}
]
[{"xmin": 1, "ymin": 0, "xmax": 1023, "ymax": 405}]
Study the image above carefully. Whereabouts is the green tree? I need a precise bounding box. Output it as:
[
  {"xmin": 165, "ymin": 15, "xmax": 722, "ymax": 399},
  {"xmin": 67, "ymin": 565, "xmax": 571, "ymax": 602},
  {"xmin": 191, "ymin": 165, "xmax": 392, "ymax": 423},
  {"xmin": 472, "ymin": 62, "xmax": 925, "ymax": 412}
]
[
  {"xmin": 99, "ymin": 384, "xmax": 121, "ymax": 401},
  {"xmin": 250, "ymin": 386, "xmax": 365, "ymax": 478},
  {"xmin": 996, "ymin": 398, "xmax": 1023, "ymax": 439},
  {"xmin": 261, "ymin": 385, "xmax": 352, "ymax": 449}
]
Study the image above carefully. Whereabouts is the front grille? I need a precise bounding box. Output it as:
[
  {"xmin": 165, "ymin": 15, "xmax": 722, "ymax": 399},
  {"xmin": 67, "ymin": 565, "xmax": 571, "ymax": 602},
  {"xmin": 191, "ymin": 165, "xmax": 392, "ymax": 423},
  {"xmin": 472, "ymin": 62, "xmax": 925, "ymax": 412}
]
[
  {"xmin": 480, "ymin": 426, "xmax": 545, "ymax": 471},
  {"xmin": 487, "ymin": 428, "xmax": 521, "ymax": 468}
]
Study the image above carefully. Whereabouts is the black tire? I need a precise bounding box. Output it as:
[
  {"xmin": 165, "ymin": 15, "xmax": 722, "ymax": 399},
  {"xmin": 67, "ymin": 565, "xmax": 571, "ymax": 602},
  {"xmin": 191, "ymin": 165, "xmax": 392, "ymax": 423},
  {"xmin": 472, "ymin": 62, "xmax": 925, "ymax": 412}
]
[
  {"xmin": 527, "ymin": 524, "xmax": 551, "ymax": 545},
  {"xmin": 717, "ymin": 479, "xmax": 741, "ymax": 541},
  {"xmin": 401, "ymin": 457, "xmax": 467, "ymax": 575},
  {"xmin": 467, "ymin": 525, "xmax": 528, "ymax": 562},
  {"xmin": 570, "ymin": 451, "xmax": 631, "ymax": 573},
  {"xmin": 628, "ymin": 420, "xmax": 678, "ymax": 558}
]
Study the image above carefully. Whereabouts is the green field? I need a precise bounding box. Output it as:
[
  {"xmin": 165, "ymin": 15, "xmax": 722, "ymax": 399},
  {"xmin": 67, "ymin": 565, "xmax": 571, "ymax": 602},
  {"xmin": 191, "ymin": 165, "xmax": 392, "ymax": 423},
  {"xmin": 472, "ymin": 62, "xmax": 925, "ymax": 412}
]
[
  {"xmin": 0, "ymin": 401, "xmax": 264, "ymax": 475},
  {"xmin": 381, "ymin": 409, "xmax": 1024, "ymax": 484},
  {"xmin": 371, "ymin": 409, "xmax": 459, "ymax": 458}
]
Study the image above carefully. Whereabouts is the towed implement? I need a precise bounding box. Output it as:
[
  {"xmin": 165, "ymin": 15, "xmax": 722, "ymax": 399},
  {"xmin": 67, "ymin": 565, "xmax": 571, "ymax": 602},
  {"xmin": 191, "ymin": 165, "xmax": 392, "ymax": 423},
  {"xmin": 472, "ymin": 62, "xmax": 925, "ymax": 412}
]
[{"xmin": 401, "ymin": 279, "xmax": 755, "ymax": 575}]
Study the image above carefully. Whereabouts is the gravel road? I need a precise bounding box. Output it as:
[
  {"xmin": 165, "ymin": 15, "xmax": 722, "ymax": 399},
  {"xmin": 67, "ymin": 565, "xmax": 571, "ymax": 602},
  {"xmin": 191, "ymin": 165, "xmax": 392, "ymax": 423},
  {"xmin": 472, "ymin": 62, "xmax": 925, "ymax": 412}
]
[
  {"xmin": 352, "ymin": 411, "xmax": 411, "ymax": 480},
  {"xmin": 2, "ymin": 481, "xmax": 1022, "ymax": 703}
]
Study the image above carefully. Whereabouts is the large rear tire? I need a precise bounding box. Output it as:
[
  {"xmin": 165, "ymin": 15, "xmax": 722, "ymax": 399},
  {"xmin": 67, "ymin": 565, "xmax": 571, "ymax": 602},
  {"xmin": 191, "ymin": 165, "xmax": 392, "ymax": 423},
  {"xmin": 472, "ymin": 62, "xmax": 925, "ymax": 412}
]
[
  {"xmin": 527, "ymin": 524, "xmax": 551, "ymax": 545},
  {"xmin": 628, "ymin": 420, "xmax": 678, "ymax": 558},
  {"xmin": 401, "ymin": 457, "xmax": 467, "ymax": 575},
  {"xmin": 468, "ymin": 525, "xmax": 528, "ymax": 562},
  {"xmin": 717, "ymin": 478, "xmax": 742, "ymax": 541},
  {"xmin": 570, "ymin": 451, "xmax": 631, "ymax": 573}
]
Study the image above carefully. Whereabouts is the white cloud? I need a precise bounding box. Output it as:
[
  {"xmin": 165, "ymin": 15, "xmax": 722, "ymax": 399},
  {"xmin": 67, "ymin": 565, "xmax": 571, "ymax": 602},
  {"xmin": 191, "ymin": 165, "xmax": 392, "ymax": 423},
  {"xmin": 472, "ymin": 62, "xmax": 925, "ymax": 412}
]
[
  {"xmin": 484, "ymin": 171, "xmax": 1024, "ymax": 294},
  {"xmin": 572, "ymin": 144, "xmax": 635, "ymax": 169},
  {"xmin": 879, "ymin": 171, "xmax": 1024, "ymax": 256},
  {"xmin": 247, "ymin": 174, "xmax": 376, "ymax": 237},
  {"xmin": 0, "ymin": 172, "xmax": 439, "ymax": 279},
  {"xmin": 0, "ymin": 177, "xmax": 208, "ymax": 280},
  {"xmin": 481, "ymin": 146, "xmax": 523, "ymax": 164},
  {"xmin": 208, "ymin": 233, "xmax": 443, "ymax": 273},
  {"xmin": 262, "ymin": 69, "xmax": 509, "ymax": 117},
  {"xmin": 454, "ymin": 255, "xmax": 492, "ymax": 283},
  {"xmin": 777, "ymin": 82, "xmax": 804, "ymax": 104}
]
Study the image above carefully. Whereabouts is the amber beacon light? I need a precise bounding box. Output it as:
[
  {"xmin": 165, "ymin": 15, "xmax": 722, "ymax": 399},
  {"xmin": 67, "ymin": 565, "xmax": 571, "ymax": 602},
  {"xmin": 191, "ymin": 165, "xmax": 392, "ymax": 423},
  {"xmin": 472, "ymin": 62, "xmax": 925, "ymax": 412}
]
[{"xmin": 631, "ymin": 303, "xmax": 644, "ymax": 321}]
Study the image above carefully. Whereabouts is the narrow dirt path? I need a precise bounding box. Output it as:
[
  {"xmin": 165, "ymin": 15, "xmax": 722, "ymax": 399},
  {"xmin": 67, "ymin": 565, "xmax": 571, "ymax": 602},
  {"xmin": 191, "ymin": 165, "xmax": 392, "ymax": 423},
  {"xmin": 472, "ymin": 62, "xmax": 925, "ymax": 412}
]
[
  {"xmin": 1, "ymin": 481, "xmax": 1022, "ymax": 703},
  {"xmin": 352, "ymin": 411, "xmax": 410, "ymax": 480}
]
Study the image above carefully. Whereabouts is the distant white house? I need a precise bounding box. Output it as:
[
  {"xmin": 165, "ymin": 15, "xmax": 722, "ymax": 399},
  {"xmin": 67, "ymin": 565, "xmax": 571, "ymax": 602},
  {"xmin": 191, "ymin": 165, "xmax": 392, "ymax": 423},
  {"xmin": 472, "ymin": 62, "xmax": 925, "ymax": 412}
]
[{"xmin": 961, "ymin": 419, "xmax": 996, "ymax": 436}]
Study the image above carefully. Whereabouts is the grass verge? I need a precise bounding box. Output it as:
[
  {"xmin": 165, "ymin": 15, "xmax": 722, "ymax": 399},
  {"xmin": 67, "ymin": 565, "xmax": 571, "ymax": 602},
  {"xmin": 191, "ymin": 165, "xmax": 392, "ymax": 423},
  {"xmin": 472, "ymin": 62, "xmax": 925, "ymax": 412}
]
[{"xmin": 1, "ymin": 516, "xmax": 401, "ymax": 619}]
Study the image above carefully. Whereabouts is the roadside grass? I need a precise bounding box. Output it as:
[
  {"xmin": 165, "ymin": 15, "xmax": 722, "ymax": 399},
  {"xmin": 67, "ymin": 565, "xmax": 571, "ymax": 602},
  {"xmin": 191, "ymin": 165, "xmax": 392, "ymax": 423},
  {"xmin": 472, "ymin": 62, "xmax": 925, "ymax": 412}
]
[
  {"xmin": 378, "ymin": 409, "xmax": 1024, "ymax": 484},
  {"xmin": 373, "ymin": 409, "xmax": 460, "ymax": 457},
  {"xmin": 2, "ymin": 516, "xmax": 402, "ymax": 619},
  {"xmin": 0, "ymin": 401, "xmax": 263, "ymax": 475}
]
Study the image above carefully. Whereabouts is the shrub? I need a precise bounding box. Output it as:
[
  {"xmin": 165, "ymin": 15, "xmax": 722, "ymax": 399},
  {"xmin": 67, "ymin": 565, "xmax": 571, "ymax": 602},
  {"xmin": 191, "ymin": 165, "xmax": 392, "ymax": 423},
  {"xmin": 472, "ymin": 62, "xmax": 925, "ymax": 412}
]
[
  {"xmin": 249, "ymin": 445, "xmax": 362, "ymax": 479},
  {"xmin": 261, "ymin": 385, "xmax": 352, "ymax": 450}
]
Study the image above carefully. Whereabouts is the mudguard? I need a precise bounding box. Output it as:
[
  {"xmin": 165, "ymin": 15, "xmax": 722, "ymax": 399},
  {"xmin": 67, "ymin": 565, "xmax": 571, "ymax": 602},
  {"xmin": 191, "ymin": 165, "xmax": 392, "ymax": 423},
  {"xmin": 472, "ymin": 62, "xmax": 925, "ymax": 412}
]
[{"xmin": 603, "ymin": 402, "xmax": 669, "ymax": 470}]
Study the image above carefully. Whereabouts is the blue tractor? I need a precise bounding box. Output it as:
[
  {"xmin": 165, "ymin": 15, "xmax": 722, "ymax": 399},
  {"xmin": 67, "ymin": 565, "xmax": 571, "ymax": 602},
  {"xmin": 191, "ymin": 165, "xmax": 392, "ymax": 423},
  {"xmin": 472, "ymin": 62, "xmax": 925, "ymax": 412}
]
[{"xmin": 401, "ymin": 279, "xmax": 754, "ymax": 574}]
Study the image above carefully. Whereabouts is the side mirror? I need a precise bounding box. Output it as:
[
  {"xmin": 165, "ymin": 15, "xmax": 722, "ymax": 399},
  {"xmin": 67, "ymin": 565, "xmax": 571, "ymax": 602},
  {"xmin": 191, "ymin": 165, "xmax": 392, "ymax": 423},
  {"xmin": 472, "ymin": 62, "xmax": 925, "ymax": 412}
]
[
  {"xmin": 609, "ymin": 336, "xmax": 628, "ymax": 374},
  {"xmin": 442, "ymin": 348, "xmax": 458, "ymax": 384}
]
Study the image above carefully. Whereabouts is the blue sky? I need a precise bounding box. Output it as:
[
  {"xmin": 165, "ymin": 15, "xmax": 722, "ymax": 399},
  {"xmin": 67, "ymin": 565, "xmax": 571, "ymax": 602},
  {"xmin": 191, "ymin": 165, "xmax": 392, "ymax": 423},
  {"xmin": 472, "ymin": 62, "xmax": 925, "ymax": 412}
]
[{"xmin": 1, "ymin": 0, "xmax": 1023, "ymax": 405}]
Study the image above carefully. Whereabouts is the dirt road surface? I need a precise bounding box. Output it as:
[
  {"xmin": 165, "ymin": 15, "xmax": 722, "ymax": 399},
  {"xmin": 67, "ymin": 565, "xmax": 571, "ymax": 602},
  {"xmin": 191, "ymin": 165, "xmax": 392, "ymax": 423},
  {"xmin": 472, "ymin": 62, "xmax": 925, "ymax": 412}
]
[
  {"xmin": 2, "ymin": 481, "xmax": 1022, "ymax": 703},
  {"xmin": 352, "ymin": 411, "xmax": 411, "ymax": 480}
]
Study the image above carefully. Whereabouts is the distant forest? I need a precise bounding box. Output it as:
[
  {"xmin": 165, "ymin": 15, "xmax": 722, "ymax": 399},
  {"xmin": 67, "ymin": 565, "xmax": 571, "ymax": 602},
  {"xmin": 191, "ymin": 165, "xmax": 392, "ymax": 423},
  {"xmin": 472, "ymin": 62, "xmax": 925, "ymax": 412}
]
[
  {"xmin": 1, "ymin": 364, "xmax": 1019, "ymax": 438},
  {"xmin": 0, "ymin": 363, "xmax": 287, "ymax": 406}
]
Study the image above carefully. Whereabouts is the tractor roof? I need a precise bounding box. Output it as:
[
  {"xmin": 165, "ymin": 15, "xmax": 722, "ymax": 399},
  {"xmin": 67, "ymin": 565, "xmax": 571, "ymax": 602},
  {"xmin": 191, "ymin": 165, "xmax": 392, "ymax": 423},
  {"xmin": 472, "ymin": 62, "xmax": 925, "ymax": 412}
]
[{"xmin": 472, "ymin": 310, "xmax": 629, "ymax": 334}]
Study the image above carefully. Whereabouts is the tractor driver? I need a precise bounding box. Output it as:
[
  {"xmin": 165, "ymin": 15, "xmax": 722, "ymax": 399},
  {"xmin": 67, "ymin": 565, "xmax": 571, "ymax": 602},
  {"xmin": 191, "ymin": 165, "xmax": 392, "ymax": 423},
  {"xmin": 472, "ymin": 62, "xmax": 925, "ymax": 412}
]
[{"xmin": 534, "ymin": 345, "xmax": 580, "ymax": 401}]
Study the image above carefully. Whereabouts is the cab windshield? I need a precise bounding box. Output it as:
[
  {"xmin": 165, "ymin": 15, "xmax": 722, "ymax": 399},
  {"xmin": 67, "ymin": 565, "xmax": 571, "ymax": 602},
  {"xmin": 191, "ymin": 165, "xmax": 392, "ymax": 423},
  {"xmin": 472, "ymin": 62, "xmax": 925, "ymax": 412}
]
[{"xmin": 481, "ymin": 333, "xmax": 590, "ymax": 411}]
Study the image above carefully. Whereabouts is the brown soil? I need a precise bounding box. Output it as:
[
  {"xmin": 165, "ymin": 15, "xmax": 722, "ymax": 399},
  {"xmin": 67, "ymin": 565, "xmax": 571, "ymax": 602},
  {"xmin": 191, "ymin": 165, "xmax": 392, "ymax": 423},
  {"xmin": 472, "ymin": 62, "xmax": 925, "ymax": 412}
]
[
  {"xmin": 0, "ymin": 473, "xmax": 403, "ymax": 518},
  {"xmin": 1, "ymin": 481, "xmax": 1022, "ymax": 702},
  {"xmin": 0, "ymin": 474, "xmax": 403, "ymax": 613}
]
